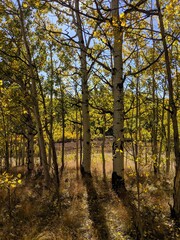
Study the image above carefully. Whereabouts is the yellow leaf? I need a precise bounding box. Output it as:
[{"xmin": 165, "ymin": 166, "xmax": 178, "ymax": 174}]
[
  {"xmin": 18, "ymin": 179, "xmax": 22, "ymax": 184},
  {"xmin": 121, "ymin": 21, "xmax": 126, "ymax": 27},
  {"xmin": 11, "ymin": 184, "xmax": 16, "ymax": 188},
  {"xmin": 93, "ymin": 31, "xmax": 100, "ymax": 38},
  {"xmin": 17, "ymin": 173, "xmax": 21, "ymax": 178},
  {"xmin": 22, "ymin": 2, "xmax": 28, "ymax": 8},
  {"xmin": 120, "ymin": 12, "xmax": 125, "ymax": 18},
  {"xmin": 35, "ymin": 1, "xmax": 40, "ymax": 7}
]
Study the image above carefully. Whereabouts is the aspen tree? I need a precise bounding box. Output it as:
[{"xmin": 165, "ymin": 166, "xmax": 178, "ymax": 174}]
[
  {"xmin": 17, "ymin": 0, "xmax": 50, "ymax": 186},
  {"xmin": 74, "ymin": 0, "xmax": 91, "ymax": 175},
  {"xmin": 156, "ymin": 0, "xmax": 180, "ymax": 218},
  {"xmin": 111, "ymin": 0, "xmax": 125, "ymax": 189}
]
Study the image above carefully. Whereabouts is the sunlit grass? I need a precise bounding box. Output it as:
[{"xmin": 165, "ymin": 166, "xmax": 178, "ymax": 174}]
[{"xmin": 0, "ymin": 141, "xmax": 177, "ymax": 240}]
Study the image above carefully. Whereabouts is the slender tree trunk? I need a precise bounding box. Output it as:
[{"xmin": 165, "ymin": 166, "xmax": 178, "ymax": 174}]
[
  {"xmin": 156, "ymin": 0, "xmax": 180, "ymax": 218},
  {"xmin": 101, "ymin": 114, "xmax": 106, "ymax": 179},
  {"xmin": 5, "ymin": 139, "xmax": 9, "ymax": 172},
  {"xmin": 111, "ymin": 0, "xmax": 124, "ymax": 189},
  {"xmin": 75, "ymin": 109, "xmax": 79, "ymax": 173},
  {"xmin": 17, "ymin": 0, "xmax": 50, "ymax": 186},
  {"xmin": 80, "ymin": 112, "xmax": 83, "ymax": 165},
  {"xmin": 74, "ymin": 83, "xmax": 80, "ymax": 174},
  {"xmin": 50, "ymin": 137, "xmax": 60, "ymax": 192},
  {"xmin": 152, "ymin": 68, "xmax": 158, "ymax": 174},
  {"xmin": 75, "ymin": 0, "xmax": 91, "ymax": 175},
  {"xmin": 48, "ymin": 141, "xmax": 52, "ymax": 168},
  {"xmin": 135, "ymin": 45, "xmax": 140, "ymax": 170},
  {"xmin": 145, "ymin": 139, "xmax": 148, "ymax": 165},
  {"xmin": 9, "ymin": 136, "xmax": 13, "ymax": 167},
  {"xmin": 22, "ymin": 136, "xmax": 25, "ymax": 166},
  {"xmin": 15, "ymin": 135, "xmax": 18, "ymax": 167},
  {"xmin": 158, "ymin": 90, "xmax": 166, "ymax": 171},
  {"xmin": 60, "ymin": 80, "xmax": 65, "ymax": 172},
  {"xmin": 128, "ymin": 114, "xmax": 144, "ymax": 239},
  {"xmin": 18, "ymin": 136, "xmax": 22, "ymax": 166},
  {"xmin": 1, "ymin": 106, "xmax": 9, "ymax": 171},
  {"xmin": 27, "ymin": 133, "xmax": 34, "ymax": 174},
  {"xmin": 37, "ymin": 69, "xmax": 59, "ymax": 189},
  {"xmin": 166, "ymin": 108, "xmax": 171, "ymax": 174},
  {"xmin": 48, "ymin": 44, "xmax": 54, "ymax": 168},
  {"xmin": 151, "ymin": 13, "xmax": 158, "ymax": 175},
  {"xmin": 26, "ymin": 113, "xmax": 34, "ymax": 174}
]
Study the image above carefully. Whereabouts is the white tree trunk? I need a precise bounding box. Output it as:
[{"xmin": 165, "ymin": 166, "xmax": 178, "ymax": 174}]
[
  {"xmin": 75, "ymin": 0, "xmax": 91, "ymax": 174},
  {"xmin": 111, "ymin": 0, "xmax": 125, "ymax": 189}
]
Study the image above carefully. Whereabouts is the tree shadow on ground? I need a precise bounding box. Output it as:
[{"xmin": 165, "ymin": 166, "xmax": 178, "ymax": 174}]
[
  {"xmin": 83, "ymin": 175, "xmax": 111, "ymax": 240},
  {"xmin": 114, "ymin": 187, "xmax": 143, "ymax": 240},
  {"xmin": 141, "ymin": 204, "xmax": 180, "ymax": 240},
  {"xmin": 114, "ymin": 187, "xmax": 179, "ymax": 240}
]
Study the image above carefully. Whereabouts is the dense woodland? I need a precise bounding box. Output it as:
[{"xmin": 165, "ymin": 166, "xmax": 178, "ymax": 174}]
[{"xmin": 0, "ymin": 0, "xmax": 179, "ymax": 239}]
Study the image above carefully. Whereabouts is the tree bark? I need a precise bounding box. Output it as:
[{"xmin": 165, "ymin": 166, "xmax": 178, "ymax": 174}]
[
  {"xmin": 37, "ymin": 69, "xmax": 59, "ymax": 189},
  {"xmin": 75, "ymin": 108, "xmax": 79, "ymax": 173},
  {"xmin": 26, "ymin": 113, "xmax": 34, "ymax": 175},
  {"xmin": 1, "ymin": 105, "xmax": 9, "ymax": 171},
  {"xmin": 75, "ymin": 0, "xmax": 91, "ymax": 175},
  {"xmin": 166, "ymin": 108, "xmax": 171, "ymax": 174},
  {"xmin": 152, "ymin": 49, "xmax": 158, "ymax": 175},
  {"xmin": 60, "ymin": 79, "xmax": 65, "ymax": 172},
  {"xmin": 48, "ymin": 44, "xmax": 54, "ymax": 168},
  {"xmin": 101, "ymin": 114, "xmax": 106, "ymax": 179},
  {"xmin": 111, "ymin": 0, "xmax": 125, "ymax": 189},
  {"xmin": 5, "ymin": 139, "xmax": 9, "ymax": 172}
]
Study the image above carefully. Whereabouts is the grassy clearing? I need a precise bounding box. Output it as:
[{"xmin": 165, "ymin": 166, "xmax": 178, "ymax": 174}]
[{"xmin": 0, "ymin": 141, "xmax": 179, "ymax": 239}]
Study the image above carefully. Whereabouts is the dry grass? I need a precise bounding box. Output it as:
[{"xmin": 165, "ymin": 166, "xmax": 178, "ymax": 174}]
[{"xmin": 0, "ymin": 141, "xmax": 179, "ymax": 240}]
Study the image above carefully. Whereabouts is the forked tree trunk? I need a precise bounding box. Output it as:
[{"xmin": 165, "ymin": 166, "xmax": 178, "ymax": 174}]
[
  {"xmin": 111, "ymin": 0, "xmax": 125, "ymax": 189},
  {"xmin": 37, "ymin": 70, "xmax": 59, "ymax": 189},
  {"xmin": 156, "ymin": 0, "xmax": 180, "ymax": 218},
  {"xmin": 17, "ymin": 0, "xmax": 50, "ymax": 186}
]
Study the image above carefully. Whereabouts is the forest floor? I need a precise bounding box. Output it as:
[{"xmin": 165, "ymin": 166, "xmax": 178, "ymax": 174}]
[{"xmin": 0, "ymin": 141, "xmax": 180, "ymax": 240}]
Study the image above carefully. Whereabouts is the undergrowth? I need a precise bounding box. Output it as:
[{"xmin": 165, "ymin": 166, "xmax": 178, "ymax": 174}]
[{"xmin": 0, "ymin": 145, "xmax": 179, "ymax": 240}]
